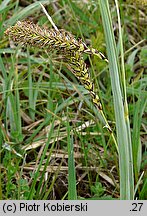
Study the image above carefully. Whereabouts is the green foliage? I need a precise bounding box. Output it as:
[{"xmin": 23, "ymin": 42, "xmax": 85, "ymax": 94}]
[{"xmin": 91, "ymin": 182, "xmax": 105, "ymax": 197}]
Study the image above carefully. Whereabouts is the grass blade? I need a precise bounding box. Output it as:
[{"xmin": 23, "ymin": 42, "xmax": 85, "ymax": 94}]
[
  {"xmin": 99, "ymin": 0, "xmax": 134, "ymax": 199},
  {"xmin": 67, "ymin": 110, "xmax": 77, "ymax": 200}
]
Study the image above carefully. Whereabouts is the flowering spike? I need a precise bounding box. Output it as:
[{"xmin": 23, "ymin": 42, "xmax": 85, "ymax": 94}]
[{"xmin": 5, "ymin": 21, "xmax": 108, "ymax": 110}]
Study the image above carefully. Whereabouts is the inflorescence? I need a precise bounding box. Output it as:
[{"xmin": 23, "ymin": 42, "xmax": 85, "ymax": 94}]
[{"xmin": 5, "ymin": 21, "xmax": 108, "ymax": 110}]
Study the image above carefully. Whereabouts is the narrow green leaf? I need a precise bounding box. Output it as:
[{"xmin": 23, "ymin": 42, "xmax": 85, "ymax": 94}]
[
  {"xmin": 99, "ymin": 0, "xmax": 134, "ymax": 199},
  {"xmin": 67, "ymin": 110, "xmax": 77, "ymax": 200}
]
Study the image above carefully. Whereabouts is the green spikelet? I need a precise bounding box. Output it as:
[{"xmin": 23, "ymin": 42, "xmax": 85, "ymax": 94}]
[{"xmin": 5, "ymin": 21, "xmax": 108, "ymax": 110}]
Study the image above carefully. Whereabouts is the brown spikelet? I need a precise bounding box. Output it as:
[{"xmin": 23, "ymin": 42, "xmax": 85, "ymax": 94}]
[
  {"xmin": 65, "ymin": 52, "xmax": 102, "ymax": 110},
  {"xmin": 5, "ymin": 20, "xmax": 107, "ymax": 110},
  {"xmin": 5, "ymin": 21, "xmax": 108, "ymax": 62}
]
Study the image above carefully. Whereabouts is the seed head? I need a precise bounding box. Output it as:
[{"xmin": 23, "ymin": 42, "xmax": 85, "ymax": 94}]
[
  {"xmin": 66, "ymin": 51, "xmax": 102, "ymax": 110},
  {"xmin": 5, "ymin": 20, "xmax": 105, "ymax": 110},
  {"xmin": 5, "ymin": 21, "xmax": 108, "ymax": 62},
  {"xmin": 5, "ymin": 21, "xmax": 86, "ymax": 55}
]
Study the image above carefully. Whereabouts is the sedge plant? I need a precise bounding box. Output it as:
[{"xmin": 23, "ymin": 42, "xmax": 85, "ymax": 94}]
[
  {"xmin": 4, "ymin": 4, "xmax": 119, "ymax": 199},
  {"xmin": 4, "ymin": 11, "xmax": 117, "ymax": 200}
]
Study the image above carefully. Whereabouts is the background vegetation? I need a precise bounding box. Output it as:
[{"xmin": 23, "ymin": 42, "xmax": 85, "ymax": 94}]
[{"xmin": 0, "ymin": 0, "xmax": 146, "ymax": 200}]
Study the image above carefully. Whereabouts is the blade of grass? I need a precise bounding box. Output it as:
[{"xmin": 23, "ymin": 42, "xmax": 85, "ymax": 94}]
[
  {"xmin": 99, "ymin": 0, "xmax": 134, "ymax": 199},
  {"xmin": 115, "ymin": 0, "xmax": 134, "ymax": 199},
  {"xmin": 66, "ymin": 108, "xmax": 77, "ymax": 200}
]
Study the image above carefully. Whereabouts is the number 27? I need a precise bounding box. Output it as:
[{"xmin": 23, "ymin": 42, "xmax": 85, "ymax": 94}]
[{"xmin": 131, "ymin": 203, "xmax": 143, "ymax": 211}]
